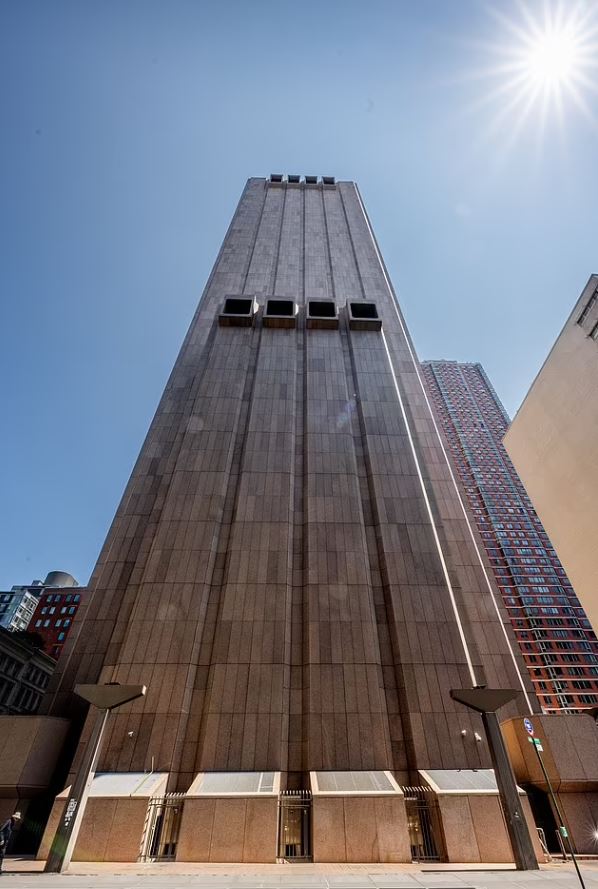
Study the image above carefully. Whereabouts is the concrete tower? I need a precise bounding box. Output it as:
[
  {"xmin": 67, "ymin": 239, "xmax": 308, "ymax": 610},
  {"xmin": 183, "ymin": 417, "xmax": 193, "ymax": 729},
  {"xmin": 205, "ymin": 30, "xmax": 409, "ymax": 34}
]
[{"xmin": 38, "ymin": 177, "xmax": 543, "ymax": 863}]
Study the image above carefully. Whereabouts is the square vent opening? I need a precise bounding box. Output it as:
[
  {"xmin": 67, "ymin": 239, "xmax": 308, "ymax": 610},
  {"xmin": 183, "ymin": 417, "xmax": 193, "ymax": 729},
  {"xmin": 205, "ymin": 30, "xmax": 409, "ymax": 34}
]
[
  {"xmin": 307, "ymin": 299, "xmax": 339, "ymax": 330},
  {"xmin": 348, "ymin": 301, "xmax": 382, "ymax": 331},
  {"xmin": 264, "ymin": 298, "xmax": 298, "ymax": 328},
  {"xmin": 350, "ymin": 302, "xmax": 378, "ymax": 320},
  {"xmin": 288, "ymin": 174, "xmax": 300, "ymax": 184},
  {"xmin": 218, "ymin": 296, "xmax": 256, "ymax": 327},
  {"xmin": 322, "ymin": 176, "xmax": 336, "ymax": 186},
  {"xmin": 223, "ymin": 297, "xmax": 253, "ymax": 315},
  {"xmin": 266, "ymin": 299, "xmax": 295, "ymax": 317},
  {"xmin": 305, "ymin": 175, "xmax": 318, "ymax": 184},
  {"xmin": 308, "ymin": 301, "xmax": 336, "ymax": 318}
]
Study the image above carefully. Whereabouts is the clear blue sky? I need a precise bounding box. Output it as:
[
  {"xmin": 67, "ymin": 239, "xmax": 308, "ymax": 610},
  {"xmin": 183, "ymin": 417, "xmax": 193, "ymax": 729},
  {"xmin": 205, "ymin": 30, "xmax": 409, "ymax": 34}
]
[{"xmin": 1, "ymin": 0, "xmax": 597, "ymax": 588}]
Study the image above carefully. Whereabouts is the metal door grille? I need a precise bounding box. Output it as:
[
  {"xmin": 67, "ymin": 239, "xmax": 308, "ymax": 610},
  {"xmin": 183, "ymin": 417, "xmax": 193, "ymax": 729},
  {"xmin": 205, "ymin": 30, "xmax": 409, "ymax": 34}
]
[
  {"xmin": 278, "ymin": 790, "xmax": 312, "ymax": 861},
  {"xmin": 402, "ymin": 785, "xmax": 442, "ymax": 862},
  {"xmin": 140, "ymin": 793, "xmax": 185, "ymax": 861}
]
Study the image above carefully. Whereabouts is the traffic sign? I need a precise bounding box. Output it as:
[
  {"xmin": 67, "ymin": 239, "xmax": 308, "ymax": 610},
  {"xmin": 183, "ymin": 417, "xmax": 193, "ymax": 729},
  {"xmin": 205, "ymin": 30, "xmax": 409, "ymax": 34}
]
[{"xmin": 523, "ymin": 717, "xmax": 534, "ymax": 736}]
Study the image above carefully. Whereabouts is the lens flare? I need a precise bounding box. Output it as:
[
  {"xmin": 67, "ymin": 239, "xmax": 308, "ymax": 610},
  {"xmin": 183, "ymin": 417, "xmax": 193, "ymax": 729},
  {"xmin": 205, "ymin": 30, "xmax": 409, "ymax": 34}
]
[{"xmin": 462, "ymin": 2, "xmax": 598, "ymax": 152}]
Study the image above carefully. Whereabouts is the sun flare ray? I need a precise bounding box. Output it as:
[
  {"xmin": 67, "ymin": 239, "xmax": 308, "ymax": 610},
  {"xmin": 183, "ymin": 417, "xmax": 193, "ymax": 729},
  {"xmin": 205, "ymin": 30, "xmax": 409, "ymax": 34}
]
[{"xmin": 467, "ymin": 1, "xmax": 598, "ymax": 146}]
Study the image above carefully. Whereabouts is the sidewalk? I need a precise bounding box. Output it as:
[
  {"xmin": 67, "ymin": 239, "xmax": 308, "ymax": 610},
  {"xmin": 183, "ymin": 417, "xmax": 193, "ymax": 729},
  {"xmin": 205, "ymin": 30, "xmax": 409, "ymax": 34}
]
[{"xmin": 2, "ymin": 858, "xmax": 598, "ymax": 888}]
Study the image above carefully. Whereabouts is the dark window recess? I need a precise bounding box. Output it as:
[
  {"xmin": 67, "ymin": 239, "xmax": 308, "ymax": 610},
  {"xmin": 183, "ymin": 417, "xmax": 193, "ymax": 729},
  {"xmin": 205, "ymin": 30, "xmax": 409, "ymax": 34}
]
[
  {"xmin": 305, "ymin": 175, "xmax": 318, "ymax": 184},
  {"xmin": 591, "ymin": 321, "xmax": 598, "ymax": 341},
  {"xmin": 322, "ymin": 176, "xmax": 336, "ymax": 186},
  {"xmin": 266, "ymin": 299, "xmax": 295, "ymax": 317},
  {"xmin": 219, "ymin": 296, "xmax": 256, "ymax": 327},
  {"xmin": 350, "ymin": 302, "xmax": 378, "ymax": 319},
  {"xmin": 308, "ymin": 301, "xmax": 336, "ymax": 318},
  {"xmin": 348, "ymin": 301, "xmax": 382, "ymax": 331},
  {"xmin": 223, "ymin": 298, "xmax": 253, "ymax": 315},
  {"xmin": 307, "ymin": 300, "xmax": 338, "ymax": 330},
  {"xmin": 264, "ymin": 299, "xmax": 297, "ymax": 328},
  {"xmin": 269, "ymin": 173, "xmax": 283, "ymax": 183},
  {"xmin": 288, "ymin": 174, "xmax": 300, "ymax": 184}
]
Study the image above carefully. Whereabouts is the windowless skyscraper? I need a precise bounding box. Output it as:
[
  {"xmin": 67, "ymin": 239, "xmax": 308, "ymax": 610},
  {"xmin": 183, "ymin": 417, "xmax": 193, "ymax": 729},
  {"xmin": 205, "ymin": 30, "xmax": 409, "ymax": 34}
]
[{"xmin": 38, "ymin": 177, "xmax": 542, "ymax": 863}]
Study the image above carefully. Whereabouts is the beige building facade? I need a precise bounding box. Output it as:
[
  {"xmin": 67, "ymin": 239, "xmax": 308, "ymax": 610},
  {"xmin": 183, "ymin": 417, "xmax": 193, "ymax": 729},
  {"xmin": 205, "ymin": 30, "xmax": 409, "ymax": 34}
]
[{"xmin": 505, "ymin": 274, "xmax": 598, "ymax": 636}]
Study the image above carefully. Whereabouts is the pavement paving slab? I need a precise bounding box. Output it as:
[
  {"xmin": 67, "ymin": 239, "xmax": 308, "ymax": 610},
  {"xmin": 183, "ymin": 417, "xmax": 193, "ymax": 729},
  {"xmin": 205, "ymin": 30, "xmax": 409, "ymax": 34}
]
[{"xmin": 1, "ymin": 859, "xmax": 598, "ymax": 889}]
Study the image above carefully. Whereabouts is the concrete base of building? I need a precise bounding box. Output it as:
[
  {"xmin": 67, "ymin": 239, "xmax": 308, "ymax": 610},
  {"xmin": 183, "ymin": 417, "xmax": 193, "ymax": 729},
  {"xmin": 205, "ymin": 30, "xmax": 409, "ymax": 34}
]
[
  {"xmin": 35, "ymin": 786, "xmax": 545, "ymax": 865},
  {"xmin": 437, "ymin": 792, "xmax": 543, "ymax": 863},
  {"xmin": 312, "ymin": 794, "xmax": 411, "ymax": 862},
  {"xmin": 37, "ymin": 795, "xmax": 152, "ymax": 862},
  {"xmin": 176, "ymin": 797, "xmax": 278, "ymax": 862}
]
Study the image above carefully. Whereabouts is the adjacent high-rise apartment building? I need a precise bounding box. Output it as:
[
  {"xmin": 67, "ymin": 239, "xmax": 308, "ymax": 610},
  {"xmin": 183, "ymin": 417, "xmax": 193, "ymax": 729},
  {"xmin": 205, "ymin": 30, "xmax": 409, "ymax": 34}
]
[
  {"xmin": 505, "ymin": 275, "xmax": 598, "ymax": 636},
  {"xmin": 422, "ymin": 361, "xmax": 598, "ymax": 715}
]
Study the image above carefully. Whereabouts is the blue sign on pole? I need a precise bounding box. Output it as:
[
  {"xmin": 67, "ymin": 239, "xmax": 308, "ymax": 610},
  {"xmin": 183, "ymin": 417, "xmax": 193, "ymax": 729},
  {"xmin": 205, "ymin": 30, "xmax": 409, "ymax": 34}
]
[{"xmin": 523, "ymin": 717, "xmax": 534, "ymax": 736}]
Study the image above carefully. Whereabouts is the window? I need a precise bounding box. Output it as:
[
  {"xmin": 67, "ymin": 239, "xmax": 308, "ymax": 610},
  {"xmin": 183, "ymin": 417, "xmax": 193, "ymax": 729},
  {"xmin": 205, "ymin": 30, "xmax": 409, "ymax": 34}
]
[
  {"xmin": 64, "ymin": 619, "xmax": 71, "ymax": 627},
  {"xmin": 35, "ymin": 619, "xmax": 42, "ymax": 628},
  {"xmin": 591, "ymin": 322, "xmax": 598, "ymax": 341},
  {"xmin": 69, "ymin": 607, "xmax": 75, "ymax": 615},
  {"xmin": 578, "ymin": 291, "xmax": 597, "ymax": 325},
  {"xmin": 57, "ymin": 632, "xmax": 65, "ymax": 642},
  {"xmin": 74, "ymin": 595, "xmax": 80, "ymax": 603},
  {"xmin": 43, "ymin": 619, "xmax": 50, "ymax": 627},
  {"xmin": 55, "ymin": 619, "xmax": 62, "ymax": 627}
]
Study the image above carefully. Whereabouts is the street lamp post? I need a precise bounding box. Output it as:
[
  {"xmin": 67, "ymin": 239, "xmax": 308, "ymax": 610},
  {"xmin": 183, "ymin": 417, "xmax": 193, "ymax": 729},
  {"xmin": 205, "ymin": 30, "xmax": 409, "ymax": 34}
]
[
  {"xmin": 44, "ymin": 682, "xmax": 146, "ymax": 873},
  {"xmin": 450, "ymin": 687, "xmax": 538, "ymax": 871}
]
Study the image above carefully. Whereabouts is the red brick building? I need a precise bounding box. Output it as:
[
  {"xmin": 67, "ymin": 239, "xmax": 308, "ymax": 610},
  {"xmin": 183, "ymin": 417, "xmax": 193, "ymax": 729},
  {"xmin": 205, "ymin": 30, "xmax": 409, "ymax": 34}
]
[{"xmin": 30, "ymin": 588, "xmax": 85, "ymax": 659}]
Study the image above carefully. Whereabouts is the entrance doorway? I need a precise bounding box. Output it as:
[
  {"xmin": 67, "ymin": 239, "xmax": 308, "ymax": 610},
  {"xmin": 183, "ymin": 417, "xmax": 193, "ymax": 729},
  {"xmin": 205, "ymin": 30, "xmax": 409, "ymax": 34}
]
[
  {"xmin": 278, "ymin": 790, "xmax": 312, "ymax": 860},
  {"xmin": 524, "ymin": 786, "xmax": 561, "ymax": 854},
  {"xmin": 402, "ymin": 786, "xmax": 443, "ymax": 862}
]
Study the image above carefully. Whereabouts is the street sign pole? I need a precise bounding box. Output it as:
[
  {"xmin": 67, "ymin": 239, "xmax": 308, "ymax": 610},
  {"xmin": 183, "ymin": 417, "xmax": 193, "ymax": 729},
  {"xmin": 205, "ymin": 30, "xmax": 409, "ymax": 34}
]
[
  {"xmin": 532, "ymin": 741, "xmax": 586, "ymax": 889},
  {"xmin": 44, "ymin": 683, "xmax": 146, "ymax": 874}
]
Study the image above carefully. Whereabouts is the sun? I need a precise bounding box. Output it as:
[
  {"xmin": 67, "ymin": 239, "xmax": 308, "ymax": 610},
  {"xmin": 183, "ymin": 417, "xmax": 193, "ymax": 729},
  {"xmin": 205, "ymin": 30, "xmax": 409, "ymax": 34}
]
[
  {"xmin": 525, "ymin": 26, "xmax": 580, "ymax": 87},
  {"xmin": 466, "ymin": 2, "xmax": 598, "ymax": 144}
]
